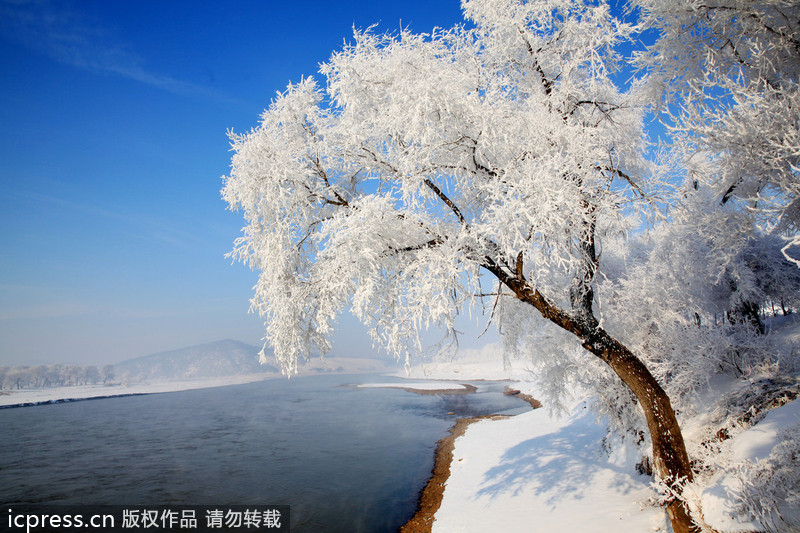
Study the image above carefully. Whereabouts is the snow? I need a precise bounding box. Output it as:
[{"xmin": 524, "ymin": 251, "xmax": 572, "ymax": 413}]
[
  {"xmin": 398, "ymin": 345, "xmax": 522, "ymax": 382},
  {"xmin": 0, "ymin": 371, "xmax": 471, "ymax": 409},
  {"xmin": 730, "ymin": 399, "xmax": 800, "ymax": 463},
  {"xmin": 0, "ymin": 374, "xmax": 276, "ymax": 408},
  {"xmin": 400, "ymin": 351, "xmax": 668, "ymax": 530},
  {"xmin": 392, "ymin": 351, "xmax": 666, "ymax": 532},
  {"xmin": 395, "ymin": 346, "xmax": 800, "ymax": 533},
  {"xmin": 700, "ymin": 399, "xmax": 800, "ymax": 532},
  {"xmin": 433, "ymin": 402, "xmax": 666, "ymax": 533},
  {"xmin": 358, "ymin": 381, "xmax": 468, "ymax": 391},
  {"xmin": 0, "ymin": 356, "xmax": 400, "ymax": 408},
  {"xmin": 4, "ymin": 343, "xmax": 796, "ymax": 531},
  {"xmin": 700, "ymin": 477, "xmax": 758, "ymax": 533}
]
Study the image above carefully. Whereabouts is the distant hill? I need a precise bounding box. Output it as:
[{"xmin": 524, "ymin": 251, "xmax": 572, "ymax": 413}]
[
  {"xmin": 114, "ymin": 339, "xmax": 276, "ymax": 383},
  {"xmin": 113, "ymin": 339, "xmax": 399, "ymax": 383}
]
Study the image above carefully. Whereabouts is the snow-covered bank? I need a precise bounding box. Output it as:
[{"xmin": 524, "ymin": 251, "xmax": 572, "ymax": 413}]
[
  {"xmin": 400, "ymin": 355, "xmax": 664, "ymax": 531},
  {"xmin": 397, "ymin": 354, "xmax": 667, "ymax": 531},
  {"xmin": 699, "ymin": 398, "xmax": 800, "ymax": 532},
  {"xmin": 397, "ymin": 345, "xmax": 800, "ymax": 533},
  {"xmin": 358, "ymin": 381, "xmax": 472, "ymax": 393},
  {"xmin": 0, "ymin": 355, "xmax": 401, "ymax": 408},
  {"xmin": 0, "ymin": 374, "xmax": 277, "ymax": 408},
  {"xmin": 433, "ymin": 400, "xmax": 666, "ymax": 532}
]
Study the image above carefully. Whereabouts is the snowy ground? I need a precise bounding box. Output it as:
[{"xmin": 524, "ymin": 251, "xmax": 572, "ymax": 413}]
[
  {"xmin": 358, "ymin": 381, "xmax": 470, "ymax": 391},
  {"xmin": 434, "ymin": 402, "xmax": 666, "ymax": 532},
  {"xmin": 397, "ymin": 356, "xmax": 668, "ymax": 532},
  {"xmin": 697, "ymin": 398, "xmax": 800, "ymax": 531},
  {"xmin": 0, "ymin": 373, "xmax": 277, "ymax": 408},
  {"xmin": 397, "ymin": 346, "xmax": 800, "ymax": 533}
]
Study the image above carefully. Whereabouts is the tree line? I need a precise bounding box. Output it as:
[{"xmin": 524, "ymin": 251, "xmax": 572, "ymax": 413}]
[{"xmin": 0, "ymin": 364, "xmax": 115, "ymax": 390}]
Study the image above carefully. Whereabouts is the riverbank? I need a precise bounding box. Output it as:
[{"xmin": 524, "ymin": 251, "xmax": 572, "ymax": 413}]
[
  {"xmin": 396, "ymin": 346, "xmax": 800, "ymax": 532},
  {"xmin": 401, "ymin": 414, "xmax": 511, "ymax": 533},
  {"xmin": 396, "ymin": 354, "xmax": 668, "ymax": 532},
  {"xmin": 356, "ymin": 381, "xmax": 477, "ymax": 395},
  {"xmin": 0, "ymin": 374, "xmax": 279, "ymax": 408},
  {"xmin": 431, "ymin": 399, "xmax": 667, "ymax": 532}
]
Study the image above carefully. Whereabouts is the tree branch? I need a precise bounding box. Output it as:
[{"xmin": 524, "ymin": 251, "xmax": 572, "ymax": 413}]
[
  {"xmin": 423, "ymin": 178, "xmax": 467, "ymax": 226},
  {"xmin": 517, "ymin": 27, "xmax": 554, "ymax": 96},
  {"xmin": 599, "ymin": 165, "xmax": 648, "ymax": 199},
  {"xmin": 388, "ymin": 236, "xmax": 446, "ymax": 254}
]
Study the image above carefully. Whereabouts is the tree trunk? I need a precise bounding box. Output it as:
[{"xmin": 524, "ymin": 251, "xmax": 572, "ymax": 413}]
[
  {"xmin": 484, "ymin": 262, "xmax": 699, "ymax": 532},
  {"xmin": 582, "ymin": 329, "xmax": 699, "ymax": 533}
]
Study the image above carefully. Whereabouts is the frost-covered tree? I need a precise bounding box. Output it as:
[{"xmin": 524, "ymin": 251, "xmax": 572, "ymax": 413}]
[
  {"xmin": 101, "ymin": 364, "xmax": 115, "ymax": 385},
  {"xmin": 222, "ymin": 1, "xmax": 703, "ymax": 530},
  {"xmin": 635, "ymin": 0, "xmax": 800, "ymax": 264},
  {"xmin": 601, "ymin": 187, "xmax": 800, "ymax": 410}
]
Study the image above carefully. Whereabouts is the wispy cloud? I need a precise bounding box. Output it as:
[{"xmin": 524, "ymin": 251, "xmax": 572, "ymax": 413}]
[{"xmin": 0, "ymin": 0, "xmax": 232, "ymax": 102}]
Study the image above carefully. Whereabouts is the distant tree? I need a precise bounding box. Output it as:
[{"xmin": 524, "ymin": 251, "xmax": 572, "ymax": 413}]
[
  {"xmin": 62, "ymin": 364, "xmax": 82, "ymax": 386},
  {"xmin": 46, "ymin": 365, "xmax": 62, "ymax": 388},
  {"xmin": 5, "ymin": 366, "xmax": 28, "ymax": 390},
  {"xmin": 83, "ymin": 365, "xmax": 100, "ymax": 385},
  {"xmin": 101, "ymin": 365, "xmax": 115, "ymax": 385},
  {"xmin": 31, "ymin": 365, "xmax": 49, "ymax": 388}
]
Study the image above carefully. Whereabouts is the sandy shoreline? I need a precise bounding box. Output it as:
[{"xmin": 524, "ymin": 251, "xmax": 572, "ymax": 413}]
[
  {"xmin": 401, "ymin": 414, "xmax": 511, "ymax": 533},
  {"xmin": 401, "ymin": 386, "xmax": 542, "ymax": 532}
]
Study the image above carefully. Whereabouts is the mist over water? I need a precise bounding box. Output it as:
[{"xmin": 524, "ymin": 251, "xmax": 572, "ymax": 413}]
[{"xmin": 0, "ymin": 375, "xmax": 528, "ymax": 532}]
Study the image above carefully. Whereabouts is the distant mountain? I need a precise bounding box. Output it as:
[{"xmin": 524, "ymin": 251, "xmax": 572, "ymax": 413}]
[
  {"xmin": 114, "ymin": 339, "xmax": 277, "ymax": 383},
  {"xmin": 113, "ymin": 339, "xmax": 399, "ymax": 383}
]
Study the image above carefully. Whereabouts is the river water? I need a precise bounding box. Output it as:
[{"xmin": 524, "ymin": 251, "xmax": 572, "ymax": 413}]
[{"xmin": 0, "ymin": 374, "xmax": 528, "ymax": 532}]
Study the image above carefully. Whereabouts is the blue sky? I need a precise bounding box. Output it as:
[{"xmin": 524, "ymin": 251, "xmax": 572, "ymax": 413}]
[{"xmin": 0, "ymin": 0, "xmax": 474, "ymax": 366}]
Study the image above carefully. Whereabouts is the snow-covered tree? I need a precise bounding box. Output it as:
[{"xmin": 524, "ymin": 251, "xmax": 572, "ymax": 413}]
[
  {"xmin": 634, "ymin": 0, "xmax": 800, "ymax": 265},
  {"xmin": 222, "ymin": 1, "xmax": 707, "ymax": 530},
  {"xmin": 101, "ymin": 364, "xmax": 115, "ymax": 385}
]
